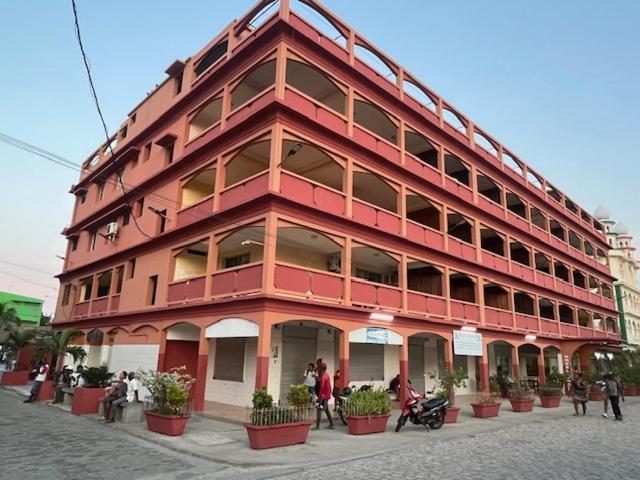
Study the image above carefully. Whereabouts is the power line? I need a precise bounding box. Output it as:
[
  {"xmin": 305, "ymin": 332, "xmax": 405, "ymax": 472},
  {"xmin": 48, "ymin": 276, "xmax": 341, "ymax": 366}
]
[
  {"xmin": 0, "ymin": 270, "xmax": 58, "ymax": 291},
  {"xmin": 0, "ymin": 259, "xmax": 56, "ymax": 277},
  {"xmin": 70, "ymin": 0, "xmax": 152, "ymax": 238}
]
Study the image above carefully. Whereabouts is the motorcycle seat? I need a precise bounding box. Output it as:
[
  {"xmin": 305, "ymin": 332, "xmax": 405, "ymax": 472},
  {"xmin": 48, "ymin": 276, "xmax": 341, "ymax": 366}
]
[{"xmin": 422, "ymin": 398, "xmax": 447, "ymax": 410}]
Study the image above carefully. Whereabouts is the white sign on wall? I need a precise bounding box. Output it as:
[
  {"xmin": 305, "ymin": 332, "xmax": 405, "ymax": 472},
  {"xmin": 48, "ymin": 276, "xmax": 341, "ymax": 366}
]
[{"xmin": 453, "ymin": 331, "xmax": 483, "ymax": 356}]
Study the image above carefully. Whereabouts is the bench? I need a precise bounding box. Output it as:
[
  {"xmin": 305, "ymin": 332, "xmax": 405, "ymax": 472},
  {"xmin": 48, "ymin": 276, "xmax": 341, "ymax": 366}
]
[{"xmin": 98, "ymin": 399, "xmax": 144, "ymax": 423}]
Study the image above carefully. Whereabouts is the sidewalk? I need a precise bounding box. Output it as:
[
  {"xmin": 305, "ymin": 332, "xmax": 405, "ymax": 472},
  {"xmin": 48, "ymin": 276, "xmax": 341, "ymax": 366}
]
[{"xmin": 4, "ymin": 382, "xmax": 622, "ymax": 473}]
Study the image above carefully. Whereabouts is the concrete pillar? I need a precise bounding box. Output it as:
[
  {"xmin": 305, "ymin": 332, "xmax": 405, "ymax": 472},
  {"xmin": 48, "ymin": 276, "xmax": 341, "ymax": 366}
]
[
  {"xmin": 537, "ymin": 351, "xmax": 546, "ymax": 385},
  {"xmin": 339, "ymin": 331, "xmax": 350, "ymax": 388},
  {"xmin": 511, "ymin": 346, "xmax": 520, "ymax": 380},
  {"xmin": 255, "ymin": 321, "xmax": 272, "ymax": 390},
  {"xmin": 194, "ymin": 330, "xmax": 209, "ymax": 412},
  {"xmin": 156, "ymin": 329, "xmax": 167, "ymax": 371},
  {"xmin": 399, "ymin": 339, "xmax": 409, "ymax": 405},
  {"xmin": 479, "ymin": 342, "xmax": 490, "ymax": 394}
]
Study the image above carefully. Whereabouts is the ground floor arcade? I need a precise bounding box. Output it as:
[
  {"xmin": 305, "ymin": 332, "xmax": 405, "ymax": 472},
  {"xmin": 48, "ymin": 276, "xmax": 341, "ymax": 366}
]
[{"xmin": 64, "ymin": 309, "xmax": 621, "ymax": 411}]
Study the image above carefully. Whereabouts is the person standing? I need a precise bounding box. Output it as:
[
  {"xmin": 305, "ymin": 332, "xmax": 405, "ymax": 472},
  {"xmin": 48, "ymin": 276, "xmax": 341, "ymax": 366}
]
[
  {"xmin": 303, "ymin": 363, "xmax": 316, "ymax": 400},
  {"xmin": 315, "ymin": 363, "xmax": 334, "ymax": 429},
  {"xmin": 571, "ymin": 372, "xmax": 589, "ymax": 416},
  {"xmin": 332, "ymin": 369, "xmax": 342, "ymax": 412},
  {"xmin": 24, "ymin": 358, "xmax": 50, "ymax": 403},
  {"xmin": 605, "ymin": 373, "xmax": 624, "ymax": 421},
  {"xmin": 595, "ymin": 378, "xmax": 609, "ymax": 418}
]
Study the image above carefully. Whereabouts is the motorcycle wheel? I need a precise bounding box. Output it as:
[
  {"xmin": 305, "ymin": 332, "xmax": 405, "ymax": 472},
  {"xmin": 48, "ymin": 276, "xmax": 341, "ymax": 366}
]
[
  {"xmin": 338, "ymin": 408, "xmax": 348, "ymax": 426},
  {"xmin": 429, "ymin": 411, "xmax": 444, "ymax": 430},
  {"xmin": 395, "ymin": 415, "xmax": 408, "ymax": 432}
]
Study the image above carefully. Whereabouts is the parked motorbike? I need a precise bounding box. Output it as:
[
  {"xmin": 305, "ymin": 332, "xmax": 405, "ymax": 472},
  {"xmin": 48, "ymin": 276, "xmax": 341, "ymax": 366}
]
[
  {"xmin": 395, "ymin": 384, "xmax": 448, "ymax": 432},
  {"xmin": 337, "ymin": 383, "xmax": 372, "ymax": 425}
]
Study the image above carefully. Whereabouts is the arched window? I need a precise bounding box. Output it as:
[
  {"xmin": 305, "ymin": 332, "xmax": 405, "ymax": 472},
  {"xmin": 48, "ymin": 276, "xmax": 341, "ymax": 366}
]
[
  {"xmin": 443, "ymin": 108, "xmax": 466, "ymax": 132},
  {"xmin": 577, "ymin": 309, "xmax": 591, "ymax": 327},
  {"xmin": 354, "ymin": 43, "xmax": 397, "ymax": 83},
  {"xmin": 481, "ymin": 227, "xmax": 505, "ymax": 256},
  {"xmin": 477, "ymin": 173, "xmax": 502, "ymax": 204},
  {"xmin": 539, "ymin": 298, "xmax": 555, "ymax": 320},
  {"xmin": 506, "ymin": 192, "xmax": 527, "ymax": 219},
  {"xmin": 194, "ymin": 41, "xmax": 228, "ymax": 77},
  {"xmin": 96, "ymin": 270, "xmax": 112, "ymax": 298},
  {"xmin": 407, "ymin": 260, "xmax": 442, "ymax": 296},
  {"xmin": 503, "ymin": 151, "xmax": 524, "ymax": 176},
  {"xmin": 217, "ymin": 225, "xmax": 265, "ymax": 270},
  {"xmin": 550, "ymin": 219, "xmax": 566, "ymax": 241},
  {"xmin": 231, "ymin": 60, "xmax": 276, "ymax": 110},
  {"xmin": 405, "ymin": 129, "xmax": 438, "ymax": 169},
  {"xmin": 281, "ymin": 140, "xmax": 343, "ymax": 191},
  {"xmin": 514, "ymin": 291, "xmax": 535, "ymax": 315},
  {"xmin": 568, "ymin": 230, "xmax": 582, "ymax": 250},
  {"xmin": 353, "ymin": 170, "xmax": 397, "ymax": 212},
  {"xmin": 351, "ymin": 244, "xmax": 398, "ymax": 286},
  {"xmin": 510, "ymin": 241, "xmax": 531, "ymax": 266},
  {"xmin": 559, "ymin": 304, "xmax": 574, "ymax": 324},
  {"xmin": 444, "ymin": 152, "xmax": 470, "ymax": 186},
  {"xmin": 447, "ymin": 212, "xmax": 473, "ymax": 244},
  {"xmin": 181, "ymin": 168, "xmax": 216, "ymax": 208},
  {"xmin": 225, "ymin": 140, "xmax": 270, "ymax": 187},
  {"xmin": 285, "ymin": 60, "xmax": 346, "ymax": 114},
  {"xmin": 276, "ymin": 226, "xmax": 342, "ymax": 272},
  {"xmin": 449, "ymin": 272, "xmax": 476, "ymax": 303},
  {"xmin": 484, "ymin": 283, "xmax": 509, "ymax": 310},
  {"xmin": 353, "ymin": 99, "xmax": 397, "ymax": 144},
  {"xmin": 530, "ymin": 207, "xmax": 547, "ymax": 230},
  {"xmin": 573, "ymin": 270, "xmax": 586, "ymax": 289},
  {"xmin": 406, "ymin": 193, "xmax": 440, "ymax": 231},
  {"xmin": 535, "ymin": 252, "xmax": 551, "ymax": 274},
  {"xmin": 189, "ymin": 97, "xmax": 222, "ymax": 140},
  {"xmin": 546, "ymin": 184, "xmax": 562, "ymax": 203},
  {"xmin": 173, "ymin": 241, "xmax": 209, "ymax": 281},
  {"xmin": 554, "ymin": 261, "xmax": 570, "ymax": 282}
]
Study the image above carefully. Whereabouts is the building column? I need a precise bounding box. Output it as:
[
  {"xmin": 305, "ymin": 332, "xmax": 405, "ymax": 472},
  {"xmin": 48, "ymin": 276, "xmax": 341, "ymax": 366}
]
[
  {"xmin": 537, "ymin": 351, "xmax": 546, "ymax": 386},
  {"xmin": 156, "ymin": 329, "xmax": 167, "ymax": 371},
  {"xmin": 479, "ymin": 342, "xmax": 490, "ymax": 394},
  {"xmin": 399, "ymin": 339, "xmax": 409, "ymax": 405},
  {"xmin": 511, "ymin": 346, "xmax": 520, "ymax": 380},
  {"xmin": 194, "ymin": 330, "xmax": 209, "ymax": 412},
  {"xmin": 255, "ymin": 321, "xmax": 272, "ymax": 390},
  {"xmin": 443, "ymin": 338, "xmax": 454, "ymax": 373},
  {"xmin": 339, "ymin": 331, "xmax": 350, "ymax": 389}
]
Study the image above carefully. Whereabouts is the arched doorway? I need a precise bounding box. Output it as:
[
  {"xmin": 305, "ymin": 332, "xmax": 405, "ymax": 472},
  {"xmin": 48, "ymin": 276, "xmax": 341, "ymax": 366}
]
[
  {"xmin": 488, "ymin": 340, "xmax": 517, "ymax": 380},
  {"xmin": 518, "ymin": 344, "xmax": 542, "ymax": 389},
  {"xmin": 406, "ymin": 332, "xmax": 449, "ymax": 394},
  {"xmin": 164, "ymin": 323, "xmax": 201, "ymax": 399}
]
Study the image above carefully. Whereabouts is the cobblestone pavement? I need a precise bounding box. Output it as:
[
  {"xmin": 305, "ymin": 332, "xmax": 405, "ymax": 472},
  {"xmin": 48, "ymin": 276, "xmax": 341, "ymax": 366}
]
[
  {"xmin": 2, "ymin": 388, "xmax": 639, "ymax": 480},
  {"xmin": 274, "ymin": 403, "xmax": 640, "ymax": 480}
]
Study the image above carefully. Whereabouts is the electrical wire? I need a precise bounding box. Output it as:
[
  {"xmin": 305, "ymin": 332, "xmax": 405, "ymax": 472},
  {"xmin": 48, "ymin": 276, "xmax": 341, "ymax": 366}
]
[
  {"xmin": 0, "ymin": 259, "xmax": 56, "ymax": 277},
  {"xmin": 70, "ymin": 0, "xmax": 151, "ymax": 238},
  {"xmin": 0, "ymin": 270, "xmax": 58, "ymax": 291}
]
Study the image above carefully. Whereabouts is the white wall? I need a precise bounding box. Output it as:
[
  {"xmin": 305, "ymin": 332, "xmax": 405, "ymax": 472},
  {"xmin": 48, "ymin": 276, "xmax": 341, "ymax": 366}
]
[
  {"xmin": 109, "ymin": 344, "xmax": 160, "ymax": 373},
  {"xmin": 204, "ymin": 337, "xmax": 257, "ymax": 407},
  {"xmin": 268, "ymin": 326, "xmax": 283, "ymax": 401}
]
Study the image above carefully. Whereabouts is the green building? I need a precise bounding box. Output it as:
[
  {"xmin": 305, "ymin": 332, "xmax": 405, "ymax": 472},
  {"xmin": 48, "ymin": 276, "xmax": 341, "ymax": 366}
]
[{"xmin": 0, "ymin": 291, "xmax": 44, "ymax": 325}]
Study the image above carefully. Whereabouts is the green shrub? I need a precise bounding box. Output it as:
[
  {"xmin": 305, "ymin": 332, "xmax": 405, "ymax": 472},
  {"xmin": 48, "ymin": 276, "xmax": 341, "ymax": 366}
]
[
  {"xmin": 344, "ymin": 388, "xmax": 391, "ymax": 417},
  {"xmin": 539, "ymin": 384, "xmax": 563, "ymax": 397},
  {"xmin": 81, "ymin": 366, "xmax": 113, "ymax": 388},
  {"xmin": 429, "ymin": 369, "xmax": 467, "ymax": 406},
  {"xmin": 137, "ymin": 366, "xmax": 195, "ymax": 415},
  {"xmin": 287, "ymin": 384, "xmax": 312, "ymax": 406},
  {"xmin": 163, "ymin": 385, "xmax": 189, "ymax": 415},
  {"xmin": 509, "ymin": 380, "xmax": 533, "ymax": 400},
  {"xmin": 545, "ymin": 367, "xmax": 569, "ymax": 388},
  {"xmin": 251, "ymin": 388, "xmax": 273, "ymax": 409}
]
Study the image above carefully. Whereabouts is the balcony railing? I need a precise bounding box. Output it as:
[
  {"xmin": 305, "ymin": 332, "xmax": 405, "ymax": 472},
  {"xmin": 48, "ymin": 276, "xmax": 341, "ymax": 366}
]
[
  {"xmin": 450, "ymin": 299, "xmax": 480, "ymax": 323},
  {"xmin": 211, "ymin": 262, "xmax": 263, "ymax": 298},
  {"xmin": 350, "ymin": 278, "xmax": 402, "ymax": 310},
  {"xmin": 407, "ymin": 290, "xmax": 446, "ymax": 317},
  {"xmin": 167, "ymin": 275, "xmax": 207, "ymax": 304},
  {"xmin": 486, "ymin": 306, "xmax": 514, "ymax": 328},
  {"xmin": 274, "ymin": 263, "xmax": 343, "ymax": 301},
  {"xmin": 351, "ymin": 199, "xmax": 401, "ymax": 236},
  {"xmin": 279, "ymin": 172, "xmax": 345, "ymax": 216}
]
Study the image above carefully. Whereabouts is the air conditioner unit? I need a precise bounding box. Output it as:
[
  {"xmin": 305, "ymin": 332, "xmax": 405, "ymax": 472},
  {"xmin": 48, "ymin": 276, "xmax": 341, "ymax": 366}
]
[
  {"xmin": 105, "ymin": 222, "xmax": 119, "ymax": 240},
  {"xmin": 327, "ymin": 255, "xmax": 341, "ymax": 273}
]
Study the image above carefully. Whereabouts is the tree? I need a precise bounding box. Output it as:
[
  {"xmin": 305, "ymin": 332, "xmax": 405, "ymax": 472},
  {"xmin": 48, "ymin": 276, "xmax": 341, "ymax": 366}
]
[
  {"xmin": 1, "ymin": 326, "xmax": 37, "ymax": 371},
  {"xmin": 0, "ymin": 302, "xmax": 21, "ymax": 330},
  {"xmin": 34, "ymin": 328, "xmax": 86, "ymax": 372}
]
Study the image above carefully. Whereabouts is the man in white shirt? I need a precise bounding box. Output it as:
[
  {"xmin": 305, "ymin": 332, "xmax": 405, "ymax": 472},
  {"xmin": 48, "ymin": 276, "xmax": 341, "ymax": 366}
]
[
  {"xmin": 24, "ymin": 358, "xmax": 50, "ymax": 403},
  {"xmin": 106, "ymin": 371, "xmax": 140, "ymax": 423}
]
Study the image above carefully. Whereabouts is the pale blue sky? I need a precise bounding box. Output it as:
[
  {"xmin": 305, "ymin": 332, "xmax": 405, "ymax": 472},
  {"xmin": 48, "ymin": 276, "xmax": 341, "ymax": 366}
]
[{"xmin": 0, "ymin": 1, "xmax": 638, "ymax": 314}]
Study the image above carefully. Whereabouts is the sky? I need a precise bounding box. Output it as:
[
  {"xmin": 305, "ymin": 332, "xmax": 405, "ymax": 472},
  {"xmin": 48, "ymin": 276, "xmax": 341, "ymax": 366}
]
[{"xmin": 0, "ymin": 0, "xmax": 638, "ymax": 315}]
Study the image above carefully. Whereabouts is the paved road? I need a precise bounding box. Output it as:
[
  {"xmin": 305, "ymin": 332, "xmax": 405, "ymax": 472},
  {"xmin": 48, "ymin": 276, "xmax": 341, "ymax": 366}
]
[{"xmin": 1, "ymin": 388, "xmax": 639, "ymax": 480}]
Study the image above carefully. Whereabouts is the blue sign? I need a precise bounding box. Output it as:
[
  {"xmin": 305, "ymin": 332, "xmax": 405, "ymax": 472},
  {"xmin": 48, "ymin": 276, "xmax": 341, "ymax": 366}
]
[{"xmin": 365, "ymin": 327, "xmax": 389, "ymax": 344}]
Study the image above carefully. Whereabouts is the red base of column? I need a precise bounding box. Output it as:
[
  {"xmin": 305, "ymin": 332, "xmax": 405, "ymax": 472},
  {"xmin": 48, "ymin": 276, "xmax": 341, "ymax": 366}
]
[
  {"xmin": 538, "ymin": 365, "xmax": 546, "ymax": 385},
  {"xmin": 512, "ymin": 363, "xmax": 520, "ymax": 381},
  {"xmin": 479, "ymin": 362, "xmax": 489, "ymax": 394},
  {"xmin": 399, "ymin": 359, "xmax": 408, "ymax": 405},
  {"xmin": 339, "ymin": 358, "xmax": 349, "ymax": 388},
  {"xmin": 193, "ymin": 354, "xmax": 208, "ymax": 412},
  {"xmin": 255, "ymin": 356, "xmax": 269, "ymax": 390}
]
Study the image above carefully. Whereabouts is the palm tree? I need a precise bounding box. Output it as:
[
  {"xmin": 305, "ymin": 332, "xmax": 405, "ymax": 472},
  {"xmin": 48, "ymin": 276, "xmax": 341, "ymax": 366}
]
[
  {"xmin": 34, "ymin": 328, "xmax": 86, "ymax": 372},
  {"xmin": 1, "ymin": 326, "xmax": 37, "ymax": 371},
  {"xmin": 0, "ymin": 302, "xmax": 21, "ymax": 332}
]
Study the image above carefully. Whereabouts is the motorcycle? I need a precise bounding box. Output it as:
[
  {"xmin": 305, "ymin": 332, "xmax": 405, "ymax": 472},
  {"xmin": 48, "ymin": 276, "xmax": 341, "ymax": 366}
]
[
  {"xmin": 395, "ymin": 384, "xmax": 448, "ymax": 432},
  {"xmin": 337, "ymin": 383, "xmax": 372, "ymax": 426}
]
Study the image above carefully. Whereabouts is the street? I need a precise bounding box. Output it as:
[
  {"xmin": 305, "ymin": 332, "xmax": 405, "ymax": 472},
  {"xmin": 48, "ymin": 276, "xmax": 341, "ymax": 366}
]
[{"xmin": 1, "ymin": 389, "xmax": 638, "ymax": 480}]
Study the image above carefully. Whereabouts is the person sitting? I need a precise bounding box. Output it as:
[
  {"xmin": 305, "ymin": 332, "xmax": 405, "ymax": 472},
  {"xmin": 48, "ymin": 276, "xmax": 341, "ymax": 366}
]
[
  {"xmin": 99, "ymin": 371, "xmax": 127, "ymax": 422},
  {"xmin": 107, "ymin": 371, "xmax": 141, "ymax": 423},
  {"xmin": 70, "ymin": 365, "xmax": 86, "ymax": 389},
  {"xmin": 52, "ymin": 366, "xmax": 73, "ymax": 404}
]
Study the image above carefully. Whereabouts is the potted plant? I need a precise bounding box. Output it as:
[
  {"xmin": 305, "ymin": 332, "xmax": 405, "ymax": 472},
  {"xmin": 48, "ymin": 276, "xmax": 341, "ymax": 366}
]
[
  {"xmin": 34, "ymin": 328, "xmax": 86, "ymax": 401},
  {"xmin": 71, "ymin": 366, "xmax": 113, "ymax": 415},
  {"xmin": 538, "ymin": 367, "xmax": 568, "ymax": 408},
  {"xmin": 470, "ymin": 393, "xmax": 501, "ymax": 418},
  {"xmin": 491, "ymin": 370, "xmax": 515, "ymax": 398},
  {"xmin": 344, "ymin": 387, "xmax": 391, "ymax": 435},
  {"xmin": 430, "ymin": 368, "xmax": 468, "ymax": 423},
  {"xmin": 245, "ymin": 385, "xmax": 314, "ymax": 449},
  {"xmin": 0, "ymin": 327, "xmax": 37, "ymax": 385},
  {"xmin": 509, "ymin": 380, "xmax": 534, "ymax": 412},
  {"xmin": 138, "ymin": 366, "xmax": 195, "ymax": 436}
]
